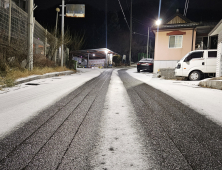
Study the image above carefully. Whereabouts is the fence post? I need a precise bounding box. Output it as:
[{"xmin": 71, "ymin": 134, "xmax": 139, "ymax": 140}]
[
  {"xmin": 8, "ymin": 0, "xmax": 12, "ymax": 45},
  {"xmin": 44, "ymin": 29, "xmax": 47, "ymax": 56},
  {"xmin": 54, "ymin": 38, "xmax": 57, "ymax": 63}
]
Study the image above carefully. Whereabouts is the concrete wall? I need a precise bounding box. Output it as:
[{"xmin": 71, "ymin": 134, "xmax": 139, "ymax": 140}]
[
  {"xmin": 159, "ymin": 68, "xmax": 176, "ymax": 79},
  {"xmin": 154, "ymin": 29, "xmax": 196, "ymax": 73},
  {"xmin": 154, "ymin": 60, "xmax": 179, "ymax": 73}
]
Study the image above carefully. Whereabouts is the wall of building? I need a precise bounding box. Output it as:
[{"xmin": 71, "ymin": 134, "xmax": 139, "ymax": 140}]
[
  {"xmin": 216, "ymin": 30, "xmax": 222, "ymax": 77},
  {"xmin": 154, "ymin": 29, "xmax": 196, "ymax": 73}
]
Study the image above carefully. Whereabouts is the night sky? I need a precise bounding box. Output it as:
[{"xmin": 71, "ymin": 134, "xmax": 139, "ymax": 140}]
[{"xmin": 34, "ymin": 0, "xmax": 222, "ymax": 60}]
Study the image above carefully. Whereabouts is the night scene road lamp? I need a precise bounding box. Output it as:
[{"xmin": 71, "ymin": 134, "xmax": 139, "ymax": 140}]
[
  {"xmin": 155, "ymin": 19, "xmax": 162, "ymax": 26},
  {"xmin": 54, "ymin": 8, "xmax": 60, "ymax": 63},
  {"xmin": 55, "ymin": 8, "xmax": 60, "ymax": 35}
]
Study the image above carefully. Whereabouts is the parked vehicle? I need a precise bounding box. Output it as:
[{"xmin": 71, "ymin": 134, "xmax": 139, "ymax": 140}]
[
  {"xmin": 137, "ymin": 58, "xmax": 153, "ymax": 72},
  {"xmin": 175, "ymin": 50, "xmax": 217, "ymax": 80}
]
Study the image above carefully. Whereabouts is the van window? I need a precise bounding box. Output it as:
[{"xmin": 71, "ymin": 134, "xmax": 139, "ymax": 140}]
[
  {"xmin": 184, "ymin": 52, "xmax": 203, "ymax": 62},
  {"xmin": 208, "ymin": 51, "xmax": 217, "ymax": 58}
]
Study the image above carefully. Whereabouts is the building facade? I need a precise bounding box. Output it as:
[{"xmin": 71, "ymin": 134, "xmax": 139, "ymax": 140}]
[{"xmin": 152, "ymin": 9, "xmax": 216, "ymax": 73}]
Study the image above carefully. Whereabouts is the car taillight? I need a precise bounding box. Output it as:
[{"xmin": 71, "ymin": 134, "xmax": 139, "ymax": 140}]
[
  {"xmin": 148, "ymin": 63, "xmax": 153, "ymax": 65},
  {"xmin": 137, "ymin": 63, "xmax": 141, "ymax": 65}
]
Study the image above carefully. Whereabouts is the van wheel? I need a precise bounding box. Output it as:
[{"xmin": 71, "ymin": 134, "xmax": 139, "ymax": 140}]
[
  {"xmin": 189, "ymin": 71, "xmax": 201, "ymax": 81},
  {"xmin": 137, "ymin": 69, "xmax": 140, "ymax": 72}
]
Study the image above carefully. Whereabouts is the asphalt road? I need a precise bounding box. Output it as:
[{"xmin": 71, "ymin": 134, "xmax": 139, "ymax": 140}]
[
  {"xmin": 118, "ymin": 69, "xmax": 222, "ymax": 170},
  {"xmin": 1, "ymin": 69, "xmax": 222, "ymax": 169},
  {"xmin": 0, "ymin": 70, "xmax": 112, "ymax": 170}
]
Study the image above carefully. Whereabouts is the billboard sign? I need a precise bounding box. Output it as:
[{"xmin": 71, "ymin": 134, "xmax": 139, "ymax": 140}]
[{"xmin": 66, "ymin": 4, "xmax": 85, "ymax": 18}]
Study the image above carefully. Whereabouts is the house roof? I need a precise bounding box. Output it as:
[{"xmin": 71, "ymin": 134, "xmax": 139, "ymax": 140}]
[
  {"xmin": 152, "ymin": 9, "xmax": 199, "ymax": 31},
  {"xmin": 164, "ymin": 10, "xmax": 193, "ymax": 24},
  {"xmin": 208, "ymin": 19, "xmax": 222, "ymax": 36}
]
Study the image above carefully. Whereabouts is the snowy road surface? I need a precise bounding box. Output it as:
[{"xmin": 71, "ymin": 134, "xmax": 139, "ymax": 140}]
[
  {"xmin": 1, "ymin": 68, "xmax": 222, "ymax": 169},
  {"xmin": 0, "ymin": 68, "xmax": 104, "ymax": 139},
  {"xmin": 126, "ymin": 68, "xmax": 222, "ymax": 126}
]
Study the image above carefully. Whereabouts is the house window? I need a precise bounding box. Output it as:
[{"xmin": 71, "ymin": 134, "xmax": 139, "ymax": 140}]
[{"xmin": 169, "ymin": 35, "xmax": 183, "ymax": 48}]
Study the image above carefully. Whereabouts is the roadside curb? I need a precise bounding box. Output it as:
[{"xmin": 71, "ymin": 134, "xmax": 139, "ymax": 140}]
[
  {"xmin": 15, "ymin": 71, "xmax": 74, "ymax": 85},
  {"xmin": 199, "ymin": 80, "xmax": 222, "ymax": 90}
]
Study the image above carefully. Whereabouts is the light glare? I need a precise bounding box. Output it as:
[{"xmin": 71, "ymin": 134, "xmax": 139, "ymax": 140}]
[{"xmin": 156, "ymin": 19, "xmax": 161, "ymax": 26}]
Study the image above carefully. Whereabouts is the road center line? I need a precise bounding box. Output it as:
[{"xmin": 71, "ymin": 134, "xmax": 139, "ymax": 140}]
[{"xmin": 90, "ymin": 69, "xmax": 150, "ymax": 169}]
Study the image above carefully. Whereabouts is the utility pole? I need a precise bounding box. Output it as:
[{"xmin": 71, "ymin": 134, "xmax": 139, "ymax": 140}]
[
  {"xmin": 8, "ymin": 0, "xmax": 11, "ymax": 45},
  {"xmin": 88, "ymin": 53, "xmax": 89, "ymax": 67},
  {"xmin": 44, "ymin": 29, "xmax": 47, "ymax": 56},
  {"xmin": 55, "ymin": 8, "xmax": 60, "ymax": 63},
  {"xmin": 147, "ymin": 27, "xmax": 149, "ymax": 58},
  {"xmin": 129, "ymin": 0, "xmax": 132, "ymax": 66},
  {"xmin": 28, "ymin": 0, "xmax": 34, "ymax": 70},
  {"xmin": 150, "ymin": 39, "xmax": 152, "ymax": 58},
  {"xmin": 61, "ymin": 0, "xmax": 65, "ymax": 67}
]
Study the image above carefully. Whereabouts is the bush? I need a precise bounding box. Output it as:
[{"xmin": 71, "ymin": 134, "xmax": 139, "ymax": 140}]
[
  {"xmin": 113, "ymin": 55, "xmax": 122, "ymax": 66},
  {"xmin": 33, "ymin": 54, "xmax": 56, "ymax": 68}
]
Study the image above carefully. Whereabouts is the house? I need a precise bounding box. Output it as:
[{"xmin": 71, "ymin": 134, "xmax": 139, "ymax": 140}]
[
  {"xmin": 208, "ymin": 19, "xmax": 222, "ymax": 77},
  {"xmin": 70, "ymin": 48, "xmax": 118, "ymax": 67},
  {"xmin": 151, "ymin": 9, "xmax": 216, "ymax": 73}
]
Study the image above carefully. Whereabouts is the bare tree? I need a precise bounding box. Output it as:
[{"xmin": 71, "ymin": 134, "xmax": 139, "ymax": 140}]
[
  {"xmin": 66, "ymin": 32, "xmax": 85, "ymax": 69},
  {"xmin": 46, "ymin": 28, "xmax": 73, "ymax": 61}
]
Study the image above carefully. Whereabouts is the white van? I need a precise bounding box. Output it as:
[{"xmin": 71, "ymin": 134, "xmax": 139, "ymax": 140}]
[{"xmin": 175, "ymin": 50, "xmax": 217, "ymax": 80}]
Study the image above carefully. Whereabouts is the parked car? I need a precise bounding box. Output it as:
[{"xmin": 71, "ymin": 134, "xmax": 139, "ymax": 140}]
[
  {"xmin": 175, "ymin": 50, "xmax": 217, "ymax": 81},
  {"xmin": 137, "ymin": 58, "xmax": 153, "ymax": 72}
]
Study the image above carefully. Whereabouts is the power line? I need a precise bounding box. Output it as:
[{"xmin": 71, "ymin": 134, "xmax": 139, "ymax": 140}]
[
  {"xmin": 133, "ymin": 32, "xmax": 147, "ymax": 36},
  {"xmin": 117, "ymin": 0, "xmax": 130, "ymax": 30},
  {"xmin": 133, "ymin": 31, "xmax": 155, "ymax": 37},
  {"xmin": 132, "ymin": 17, "xmax": 147, "ymax": 26}
]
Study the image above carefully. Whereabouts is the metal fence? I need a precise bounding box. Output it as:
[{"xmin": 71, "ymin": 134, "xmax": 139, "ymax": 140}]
[{"xmin": 0, "ymin": 0, "xmax": 56, "ymax": 58}]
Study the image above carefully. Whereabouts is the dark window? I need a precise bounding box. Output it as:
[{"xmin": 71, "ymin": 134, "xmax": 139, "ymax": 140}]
[
  {"xmin": 184, "ymin": 52, "xmax": 203, "ymax": 62},
  {"xmin": 208, "ymin": 51, "xmax": 217, "ymax": 58}
]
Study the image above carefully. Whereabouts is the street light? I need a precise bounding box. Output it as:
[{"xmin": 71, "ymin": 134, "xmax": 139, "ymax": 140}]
[
  {"xmin": 156, "ymin": 19, "xmax": 162, "ymax": 26},
  {"xmin": 55, "ymin": 8, "xmax": 60, "ymax": 35},
  {"xmin": 54, "ymin": 8, "xmax": 60, "ymax": 63}
]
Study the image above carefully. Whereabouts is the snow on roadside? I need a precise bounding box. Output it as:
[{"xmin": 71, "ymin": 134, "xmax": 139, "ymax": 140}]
[
  {"xmin": 0, "ymin": 68, "xmax": 104, "ymax": 139},
  {"xmin": 90, "ymin": 69, "xmax": 151, "ymax": 169},
  {"xmin": 126, "ymin": 68, "xmax": 222, "ymax": 126}
]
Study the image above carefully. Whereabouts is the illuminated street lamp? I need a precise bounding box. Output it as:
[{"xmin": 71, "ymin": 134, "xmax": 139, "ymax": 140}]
[
  {"xmin": 54, "ymin": 8, "xmax": 60, "ymax": 63},
  {"xmin": 55, "ymin": 8, "xmax": 60, "ymax": 35},
  {"xmin": 156, "ymin": 19, "xmax": 162, "ymax": 26}
]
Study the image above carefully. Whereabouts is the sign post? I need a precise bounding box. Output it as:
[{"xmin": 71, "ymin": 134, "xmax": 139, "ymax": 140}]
[{"xmin": 60, "ymin": 2, "xmax": 85, "ymax": 67}]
